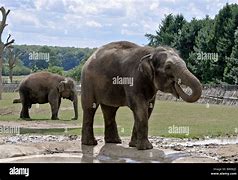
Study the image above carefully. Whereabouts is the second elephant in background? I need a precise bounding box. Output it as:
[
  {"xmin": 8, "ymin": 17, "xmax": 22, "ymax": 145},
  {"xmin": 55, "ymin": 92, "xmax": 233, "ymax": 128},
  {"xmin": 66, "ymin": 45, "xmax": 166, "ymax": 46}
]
[{"xmin": 14, "ymin": 72, "xmax": 78, "ymax": 120}]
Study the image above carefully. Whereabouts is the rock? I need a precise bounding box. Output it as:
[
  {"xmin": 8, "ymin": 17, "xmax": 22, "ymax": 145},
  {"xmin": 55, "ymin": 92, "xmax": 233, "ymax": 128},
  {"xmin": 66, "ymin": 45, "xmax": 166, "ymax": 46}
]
[
  {"xmin": 172, "ymin": 145, "xmax": 186, "ymax": 151},
  {"xmin": 0, "ymin": 145, "xmax": 41, "ymax": 159},
  {"xmin": 68, "ymin": 135, "xmax": 78, "ymax": 141}
]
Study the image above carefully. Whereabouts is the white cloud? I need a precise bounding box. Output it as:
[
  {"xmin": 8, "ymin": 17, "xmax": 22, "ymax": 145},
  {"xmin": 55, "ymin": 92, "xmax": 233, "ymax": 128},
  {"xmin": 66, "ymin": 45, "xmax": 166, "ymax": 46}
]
[
  {"xmin": 187, "ymin": 2, "xmax": 204, "ymax": 19},
  {"xmin": 86, "ymin": 20, "xmax": 103, "ymax": 28},
  {"xmin": 150, "ymin": 2, "xmax": 160, "ymax": 11},
  {"xmin": 2, "ymin": 0, "xmax": 238, "ymax": 47},
  {"xmin": 121, "ymin": 29, "xmax": 143, "ymax": 36},
  {"xmin": 10, "ymin": 10, "xmax": 42, "ymax": 27}
]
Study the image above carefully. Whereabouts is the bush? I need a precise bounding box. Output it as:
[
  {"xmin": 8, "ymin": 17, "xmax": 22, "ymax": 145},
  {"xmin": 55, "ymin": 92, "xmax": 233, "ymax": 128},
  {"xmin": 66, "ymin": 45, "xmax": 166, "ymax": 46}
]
[
  {"xmin": 66, "ymin": 64, "xmax": 83, "ymax": 82},
  {"xmin": 47, "ymin": 66, "xmax": 64, "ymax": 76},
  {"xmin": 2, "ymin": 64, "xmax": 31, "ymax": 76}
]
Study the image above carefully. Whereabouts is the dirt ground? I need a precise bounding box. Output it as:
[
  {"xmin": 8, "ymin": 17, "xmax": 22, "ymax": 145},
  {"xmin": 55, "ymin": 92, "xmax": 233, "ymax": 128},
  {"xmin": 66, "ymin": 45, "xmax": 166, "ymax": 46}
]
[
  {"xmin": 0, "ymin": 120, "xmax": 237, "ymax": 163},
  {"xmin": 0, "ymin": 133, "xmax": 237, "ymax": 163}
]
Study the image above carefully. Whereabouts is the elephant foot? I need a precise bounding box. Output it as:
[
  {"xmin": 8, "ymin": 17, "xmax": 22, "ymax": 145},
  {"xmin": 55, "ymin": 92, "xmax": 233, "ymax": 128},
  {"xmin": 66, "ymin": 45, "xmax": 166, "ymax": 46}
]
[
  {"xmin": 129, "ymin": 140, "xmax": 137, "ymax": 147},
  {"xmin": 105, "ymin": 137, "xmax": 122, "ymax": 144},
  {"xmin": 51, "ymin": 117, "xmax": 59, "ymax": 120},
  {"xmin": 82, "ymin": 137, "xmax": 98, "ymax": 146},
  {"xmin": 136, "ymin": 139, "xmax": 153, "ymax": 150},
  {"xmin": 20, "ymin": 117, "xmax": 31, "ymax": 121}
]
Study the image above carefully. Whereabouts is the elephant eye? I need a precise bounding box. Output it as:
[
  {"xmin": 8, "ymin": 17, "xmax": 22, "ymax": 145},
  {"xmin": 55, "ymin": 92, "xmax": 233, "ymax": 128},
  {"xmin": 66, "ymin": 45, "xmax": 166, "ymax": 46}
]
[{"xmin": 165, "ymin": 64, "xmax": 171, "ymax": 70}]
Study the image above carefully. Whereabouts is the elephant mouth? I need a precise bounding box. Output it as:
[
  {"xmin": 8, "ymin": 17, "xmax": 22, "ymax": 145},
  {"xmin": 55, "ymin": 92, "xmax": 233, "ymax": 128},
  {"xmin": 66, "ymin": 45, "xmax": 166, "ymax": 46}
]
[{"xmin": 171, "ymin": 81, "xmax": 180, "ymax": 99}]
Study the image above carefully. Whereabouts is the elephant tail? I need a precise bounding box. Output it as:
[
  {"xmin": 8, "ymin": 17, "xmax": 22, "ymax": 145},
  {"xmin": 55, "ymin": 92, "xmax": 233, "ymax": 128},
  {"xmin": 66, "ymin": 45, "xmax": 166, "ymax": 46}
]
[{"xmin": 13, "ymin": 99, "xmax": 21, "ymax": 103}]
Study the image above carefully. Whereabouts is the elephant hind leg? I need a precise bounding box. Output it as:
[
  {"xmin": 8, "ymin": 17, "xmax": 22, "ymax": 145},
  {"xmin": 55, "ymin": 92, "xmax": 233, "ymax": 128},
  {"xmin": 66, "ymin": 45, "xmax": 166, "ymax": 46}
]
[
  {"xmin": 101, "ymin": 104, "xmax": 121, "ymax": 144},
  {"xmin": 19, "ymin": 92, "xmax": 31, "ymax": 119}
]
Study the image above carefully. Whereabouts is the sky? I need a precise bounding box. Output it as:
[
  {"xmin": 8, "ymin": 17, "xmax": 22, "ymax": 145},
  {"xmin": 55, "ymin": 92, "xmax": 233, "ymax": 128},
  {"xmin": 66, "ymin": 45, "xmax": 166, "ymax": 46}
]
[{"xmin": 0, "ymin": 0, "xmax": 237, "ymax": 48}]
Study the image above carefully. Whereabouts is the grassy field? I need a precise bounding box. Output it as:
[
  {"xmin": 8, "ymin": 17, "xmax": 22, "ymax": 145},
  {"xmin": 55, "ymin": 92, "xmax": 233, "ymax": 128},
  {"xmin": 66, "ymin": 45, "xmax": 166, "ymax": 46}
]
[{"xmin": 0, "ymin": 92, "xmax": 238, "ymax": 138}]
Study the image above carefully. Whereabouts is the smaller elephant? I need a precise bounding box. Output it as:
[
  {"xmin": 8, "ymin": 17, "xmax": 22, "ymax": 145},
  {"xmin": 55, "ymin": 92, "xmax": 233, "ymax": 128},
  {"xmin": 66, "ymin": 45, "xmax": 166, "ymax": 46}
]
[{"xmin": 13, "ymin": 71, "xmax": 78, "ymax": 120}]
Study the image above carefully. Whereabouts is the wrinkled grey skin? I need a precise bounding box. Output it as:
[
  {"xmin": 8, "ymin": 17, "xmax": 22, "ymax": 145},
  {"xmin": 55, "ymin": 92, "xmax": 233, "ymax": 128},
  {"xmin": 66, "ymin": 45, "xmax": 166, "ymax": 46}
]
[
  {"xmin": 14, "ymin": 72, "xmax": 78, "ymax": 120},
  {"xmin": 81, "ymin": 41, "xmax": 202, "ymax": 150}
]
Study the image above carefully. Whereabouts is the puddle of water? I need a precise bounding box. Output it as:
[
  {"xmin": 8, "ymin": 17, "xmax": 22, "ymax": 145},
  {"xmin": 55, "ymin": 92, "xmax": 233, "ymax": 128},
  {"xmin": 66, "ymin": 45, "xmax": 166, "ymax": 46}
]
[
  {"xmin": 178, "ymin": 137, "xmax": 238, "ymax": 146},
  {"xmin": 96, "ymin": 150, "xmax": 189, "ymax": 163},
  {"xmin": 119, "ymin": 158, "xmax": 140, "ymax": 163},
  {"xmin": 97, "ymin": 155, "xmax": 111, "ymax": 161}
]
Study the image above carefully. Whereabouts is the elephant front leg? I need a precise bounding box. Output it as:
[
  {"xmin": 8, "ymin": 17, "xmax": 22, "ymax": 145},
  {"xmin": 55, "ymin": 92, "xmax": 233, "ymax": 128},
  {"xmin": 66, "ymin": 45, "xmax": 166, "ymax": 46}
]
[
  {"xmin": 136, "ymin": 116, "xmax": 153, "ymax": 150},
  {"xmin": 129, "ymin": 99, "xmax": 155, "ymax": 148},
  {"xmin": 49, "ymin": 101, "xmax": 59, "ymax": 120},
  {"xmin": 130, "ymin": 101, "xmax": 153, "ymax": 150},
  {"xmin": 101, "ymin": 104, "xmax": 121, "ymax": 144},
  {"xmin": 129, "ymin": 124, "xmax": 137, "ymax": 147}
]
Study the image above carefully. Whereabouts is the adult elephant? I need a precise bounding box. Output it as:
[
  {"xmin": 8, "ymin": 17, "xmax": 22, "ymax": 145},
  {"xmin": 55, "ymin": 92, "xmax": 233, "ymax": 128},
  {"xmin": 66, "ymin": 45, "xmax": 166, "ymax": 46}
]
[
  {"xmin": 81, "ymin": 41, "xmax": 202, "ymax": 150},
  {"xmin": 14, "ymin": 72, "xmax": 78, "ymax": 120}
]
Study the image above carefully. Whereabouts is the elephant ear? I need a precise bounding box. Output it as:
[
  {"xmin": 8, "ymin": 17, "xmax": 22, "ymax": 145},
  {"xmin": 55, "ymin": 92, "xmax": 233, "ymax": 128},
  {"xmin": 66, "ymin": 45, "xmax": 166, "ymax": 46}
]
[
  {"xmin": 66, "ymin": 78, "xmax": 75, "ymax": 89},
  {"xmin": 58, "ymin": 81, "xmax": 66, "ymax": 92},
  {"xmin": 138, "ymin": 54, "xmax": 155, "ymax": 80}
]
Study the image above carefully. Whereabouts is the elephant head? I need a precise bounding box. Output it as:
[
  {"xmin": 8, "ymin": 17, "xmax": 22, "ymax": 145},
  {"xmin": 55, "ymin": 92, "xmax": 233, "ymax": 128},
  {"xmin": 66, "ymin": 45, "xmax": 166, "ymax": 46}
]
[
  {"xmin": 138, "ymin": 47, "xmax": 202, "ymax": 103},
  {"xmin": 58, "ymin": 78, "xmax": 78, "ymax": 119}
]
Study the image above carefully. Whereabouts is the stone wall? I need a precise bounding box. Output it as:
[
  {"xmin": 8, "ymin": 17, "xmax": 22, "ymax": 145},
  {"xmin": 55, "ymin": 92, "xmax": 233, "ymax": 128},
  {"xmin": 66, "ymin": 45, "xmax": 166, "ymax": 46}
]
[
  {"xmin": 3, "ymin": 83, "xmax": 238, "ymax": 106},
  {"xmin": 157, "ymin": 85, "xmax": 238, "ymax": 106}
]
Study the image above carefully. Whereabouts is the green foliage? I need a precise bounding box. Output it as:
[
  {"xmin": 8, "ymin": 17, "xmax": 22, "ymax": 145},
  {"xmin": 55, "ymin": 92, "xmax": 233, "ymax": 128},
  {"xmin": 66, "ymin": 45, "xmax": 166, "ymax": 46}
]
[
  {"xmin": 66, "ymin": 64, "xmax": 83, "ymax": 82},
  {"xmin": 146, "ymin": 14, "xmax": 186, "ymax": 47},
  {"xmin": 13, "ymin": 45, "xmax": 95, "ymax": 71},
  {"xmin": 2, "ymin": 62, "xmax": 31, "ymax": 76},
  {"xmin": 47, "ymin": 66, "xmax": 64, "ymax": 76},
  {"xmin": 190, "ymin": 17, "xmax": 217, "ymax": 83},
  {"xmin": 224, "ymin": 27, "xmax": 238, "ymax": 84},
  {"xmin": 66, "ymin": 51, "xmax": 93, "ymax": 82},
  {"xmin": 146, "ymin": 3, "xmax": 238, "ymax": 85}
]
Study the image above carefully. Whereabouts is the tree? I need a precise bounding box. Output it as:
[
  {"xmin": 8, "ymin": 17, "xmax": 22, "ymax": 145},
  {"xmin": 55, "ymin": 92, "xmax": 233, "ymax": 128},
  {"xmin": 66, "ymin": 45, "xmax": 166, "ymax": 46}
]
[
  {"xmin": 66, "ymin": 53, "xmax": 90, "ymax": 82},
  {"xmin": 223, "ymin": 28, "xmax": 238, "ymax": 84},
  {"xmin": 145, "ymin": 3, "xmax": 238, "ymax": 84},
  {"xmin": 146, "ymin": 14, "xmax": 186, "ymax": 47},
  {"xmin": 0, "ymin": 7, "xmax": 14, "ymax": 99},
  {"xmin": 190, "ymin": 17, "xmax": 217, "ymax": 83},
  {"xmin": 214, "ymin": 3, "xmax": 237, "ymax": 82},
  {"xmin": 47, "ymin": 66, "xmax": 64, "ymax": 76},
  {"xmin": 66, "ymin": 63, "xmax": 83, "ymax": 82},
  {"xmin": 175, "ymin": 18, "xmax": 204, "ymax": 61}
]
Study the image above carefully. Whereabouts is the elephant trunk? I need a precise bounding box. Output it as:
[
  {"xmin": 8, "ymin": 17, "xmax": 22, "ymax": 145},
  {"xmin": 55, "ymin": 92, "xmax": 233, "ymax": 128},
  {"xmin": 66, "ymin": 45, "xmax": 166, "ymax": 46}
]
[
  {"xmin": 72, "ymin": 93, "xmax": 78, "ymax": 120},
  {"xmin": 175, "ymin": 68, "xmax": 202, "ymax": 103}
]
